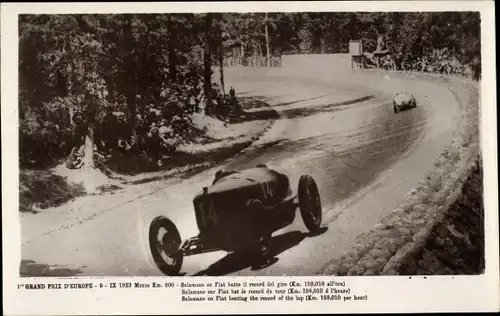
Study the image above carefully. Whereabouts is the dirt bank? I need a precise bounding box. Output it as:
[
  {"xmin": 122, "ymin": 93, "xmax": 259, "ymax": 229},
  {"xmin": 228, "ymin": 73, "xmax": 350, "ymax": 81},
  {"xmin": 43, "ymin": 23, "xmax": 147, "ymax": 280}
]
[{"xmin": 19, "ymin": 98, "xmax": 278, "ymax": 213}]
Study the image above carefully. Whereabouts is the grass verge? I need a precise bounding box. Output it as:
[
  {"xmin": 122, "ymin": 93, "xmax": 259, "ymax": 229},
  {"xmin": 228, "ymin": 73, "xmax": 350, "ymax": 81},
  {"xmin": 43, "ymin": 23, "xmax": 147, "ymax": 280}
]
[{"xmin": 19, "ymin": 170, "xmax": 86, "ymax": 214}]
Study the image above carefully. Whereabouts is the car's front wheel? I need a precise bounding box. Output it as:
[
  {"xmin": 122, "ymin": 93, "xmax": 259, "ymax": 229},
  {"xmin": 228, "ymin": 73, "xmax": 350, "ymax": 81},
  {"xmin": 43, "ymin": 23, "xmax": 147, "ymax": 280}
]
[
  {"xmin": 149, "ymin": 216, "xmax": 183, "ymax": 276},
  {"xmin": 298, "ymin": 174, "xmax": 322, "ymax": 232}
]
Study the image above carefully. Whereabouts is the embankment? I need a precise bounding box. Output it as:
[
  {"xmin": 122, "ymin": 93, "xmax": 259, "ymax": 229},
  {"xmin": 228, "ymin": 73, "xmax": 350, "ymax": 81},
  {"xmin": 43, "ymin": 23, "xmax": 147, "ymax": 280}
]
[
  {"xmin": 19, "ymin": 97, "xmax": 278, "ymax": 212},
  {"xmin": 317, "ymin": 72, "xmax": 481, "ymax": 275},
  {"xmin": 397, "ymin": 160, "xmax": 483, "ymax": 275}
]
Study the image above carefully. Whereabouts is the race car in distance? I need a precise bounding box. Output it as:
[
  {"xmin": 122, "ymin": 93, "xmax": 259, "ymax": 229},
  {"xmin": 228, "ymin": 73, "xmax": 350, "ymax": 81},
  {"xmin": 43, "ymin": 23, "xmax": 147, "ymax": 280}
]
[
  {"xmin": 148, "ymin": 164, "xmax": 323, "ymax": 276},
  {"xmin": 393, "ymin": 92, "xmax": 417, "ymax": 113}
]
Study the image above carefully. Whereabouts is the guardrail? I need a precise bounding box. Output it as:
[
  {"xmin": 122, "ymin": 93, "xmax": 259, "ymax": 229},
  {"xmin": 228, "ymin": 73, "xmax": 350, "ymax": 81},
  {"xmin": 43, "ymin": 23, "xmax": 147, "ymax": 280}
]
[{"xmin": 221, "ymin": 56, "xmax": 282, "ymax": 68}]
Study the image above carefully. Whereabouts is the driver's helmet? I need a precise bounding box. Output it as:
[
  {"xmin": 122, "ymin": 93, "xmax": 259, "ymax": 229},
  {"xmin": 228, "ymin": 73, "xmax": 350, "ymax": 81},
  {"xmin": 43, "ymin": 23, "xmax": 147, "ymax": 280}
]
[
  {"xmin": 213, "ymin": 169, "xmax": 234, "ymax": 184},
  {"xmin": 214, "ymin": 169, "xmax": 226, "ymax": 180}
]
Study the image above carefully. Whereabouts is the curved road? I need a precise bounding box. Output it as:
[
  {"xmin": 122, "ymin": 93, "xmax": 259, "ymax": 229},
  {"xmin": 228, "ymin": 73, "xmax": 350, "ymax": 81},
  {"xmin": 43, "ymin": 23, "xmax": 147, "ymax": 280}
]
[{"xmin": 20, "ymin": 68, "xmax": 460, "ymax": 277}]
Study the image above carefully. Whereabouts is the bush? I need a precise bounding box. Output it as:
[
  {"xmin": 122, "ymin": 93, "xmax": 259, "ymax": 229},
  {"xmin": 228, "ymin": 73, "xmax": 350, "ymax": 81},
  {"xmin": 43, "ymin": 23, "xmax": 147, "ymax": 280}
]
[
  {"xmin": 19, "ymin": 169, "xmax": 86, "ymax": 213},
  {"xmin": 394, "ymin": 48, "xmax": 479, "ymax": 79}
]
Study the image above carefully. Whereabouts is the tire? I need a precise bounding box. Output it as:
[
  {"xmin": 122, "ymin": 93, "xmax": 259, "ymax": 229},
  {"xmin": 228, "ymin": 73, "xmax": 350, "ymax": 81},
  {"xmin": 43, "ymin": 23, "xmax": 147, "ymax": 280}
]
[
  {"xmin": 393, "ymin": 101, "xmax": 399, "ymax": 113},
  {"xmin": 149, "ymin": 216, "xmax": 183, "ymax": 276},
  {"xmin": 298, "ymin": 175, "xmax": 322, "ymax": 232}
]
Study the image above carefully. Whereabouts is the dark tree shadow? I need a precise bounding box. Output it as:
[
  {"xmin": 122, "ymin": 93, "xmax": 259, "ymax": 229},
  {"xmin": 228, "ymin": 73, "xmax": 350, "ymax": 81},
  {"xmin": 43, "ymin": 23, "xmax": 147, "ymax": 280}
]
[
  {"xmin": 238, "ymin": 95, "xmax": 295, "ymax": 108},
  {"xmin": 236, "ymin": 95, "xmax": 377, "ymax": 122},
  {"xmin": 234, "ymin": 91, "xmax": 252, "ymax": 96},
  {"xmin": 192, "ymin": 227, "xmax": 328, "ymax": 276},
  {"xmin": 275, "ymin": 94, "xmax": 334, "ymax": 107},
  {"xmin": 238, "ymin": 96, "xmax": 274, "ymax": 110},
  {"xmin": 20, "ymin": 259, "xmax": 85, "ymax": 277},
  {"xmin": 281, "ymin": 95, "xmax": 377, "ymax": 119},
  {"xmin": 237, "ymin": 108, "xmax": 280, "ymax": 122}
]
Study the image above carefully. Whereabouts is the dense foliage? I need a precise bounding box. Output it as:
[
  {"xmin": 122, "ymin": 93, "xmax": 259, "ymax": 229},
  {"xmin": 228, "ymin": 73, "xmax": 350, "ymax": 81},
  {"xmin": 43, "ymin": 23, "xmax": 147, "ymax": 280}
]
[
  {"xmin": 19, "ymin": 12, "xmax": 481, "ymax": 169},
  {"xmin": 19, "ymin": 13, "xmax": 234, "ymax": 169}
]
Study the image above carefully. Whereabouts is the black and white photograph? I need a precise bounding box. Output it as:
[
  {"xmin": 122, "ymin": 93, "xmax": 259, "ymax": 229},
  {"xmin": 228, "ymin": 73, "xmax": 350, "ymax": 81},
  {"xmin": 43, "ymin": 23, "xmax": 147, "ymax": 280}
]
[
  {"xmin": 14, "ymin": 8, "xmax": 488, "ymax": 277},
  {"xmin": 2, "ymin": 1, "xmax": 499, "ymax": 314}
]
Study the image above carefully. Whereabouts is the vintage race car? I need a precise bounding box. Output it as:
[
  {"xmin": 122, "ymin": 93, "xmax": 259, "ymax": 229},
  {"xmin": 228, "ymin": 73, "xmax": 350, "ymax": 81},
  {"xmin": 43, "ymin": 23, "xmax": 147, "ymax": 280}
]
[
  {"xmin": 393, "ymin": 92, "xmax": 417, "ymax": 113},
  {"xmin": 148, "ymin": 164, "xmax": 322, "ymax": 276}
]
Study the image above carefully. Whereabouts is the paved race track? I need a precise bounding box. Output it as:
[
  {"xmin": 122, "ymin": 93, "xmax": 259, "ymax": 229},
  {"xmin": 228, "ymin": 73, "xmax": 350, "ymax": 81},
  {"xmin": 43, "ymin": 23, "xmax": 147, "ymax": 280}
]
[{"xmin": 20, "ymin": 68, "xmax": 460, "ymax": 276}]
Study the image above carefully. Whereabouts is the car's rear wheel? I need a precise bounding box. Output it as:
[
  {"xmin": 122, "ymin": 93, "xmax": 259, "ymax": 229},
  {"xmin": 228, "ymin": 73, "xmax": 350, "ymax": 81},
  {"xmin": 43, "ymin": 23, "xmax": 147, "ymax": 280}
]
[
  {"xmin": 149, "ymin": 216, "xmax": 183, "ymax": 276},
  {"xmin": 298, "ymin": 175, "xmax": 322, "ymax": 232}
]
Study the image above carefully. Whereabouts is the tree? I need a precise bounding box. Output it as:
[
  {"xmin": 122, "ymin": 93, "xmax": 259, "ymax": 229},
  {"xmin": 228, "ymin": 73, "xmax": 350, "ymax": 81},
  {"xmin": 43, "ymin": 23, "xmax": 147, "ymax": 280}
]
[
  {"xmin": 214, "ymin": 13, "xmax": 227, "ymax": 93},
  {"xmin": 265, "ymin": 12, "xmax": 270, "ymax": 67},
  {"xmin": 19, "ymin": 12, "xmax": 482, "ymax": 171},
  {"xmin": 203, "ymin": 13, "xmax": 214, "ymax": 107}
]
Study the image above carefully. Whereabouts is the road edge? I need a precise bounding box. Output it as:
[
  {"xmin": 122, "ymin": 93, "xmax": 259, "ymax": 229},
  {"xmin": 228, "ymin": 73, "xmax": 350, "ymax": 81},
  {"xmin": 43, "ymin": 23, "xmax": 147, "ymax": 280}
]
[{"xmin": 317, "ymin": 72, "xmax": 481, "ymax": 276}]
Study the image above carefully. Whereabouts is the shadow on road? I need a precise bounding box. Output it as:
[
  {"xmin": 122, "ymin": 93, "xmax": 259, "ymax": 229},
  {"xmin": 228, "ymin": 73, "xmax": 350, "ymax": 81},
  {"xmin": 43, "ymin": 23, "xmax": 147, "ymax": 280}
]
[
  {"xmin": 192, "ymin": 227, "xmax": 328, "ymax": 276},
  {"xmin": 275, "ymin": 94, "xmax": 335, "ymax": 108},
  {"xmin": 237, "ymin": 95, "xmax": 377, "ymax": 122},
  {"xmin": 20, "ymin": 259, "xmax": 85, "ymax": 277},
  {"xmin": 281, "ymin": 95, "xmax": 377, "ymax": 119}
]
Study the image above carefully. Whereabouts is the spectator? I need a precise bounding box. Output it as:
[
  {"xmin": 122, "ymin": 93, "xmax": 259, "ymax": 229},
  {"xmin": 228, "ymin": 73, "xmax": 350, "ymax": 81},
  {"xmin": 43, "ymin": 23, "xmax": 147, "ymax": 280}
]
[
  {"xmin": 132, "ymin": 113, "xmax": 146, "ymax": 151},
  {"xmin": 115, "ymin": 113, "xmax": 132, "ymax": 152},
  {"xmin": 145, "ymin": 104, "xmax": 160, "ymax": 128},
  {"xmin": 158, "ymin": 119, "xmax": 173, "ymax": 143},
  {"xmin": 60, "ymin": 127, "xmax": 74, "ymax": 155},
  {"xmin": 146, "ymin": 124, "xmax": 162, "ymax": 167},
  {"xmin": 73, "ymin": 113, "xmax": 87, "ymax": 148},
  {"xmin": 65, "ymin": 144, "xmax": 85, "ymax": 169},
  {"xmin": 100, "ymin": 108, "xmax": 118, "ymax": 152}
]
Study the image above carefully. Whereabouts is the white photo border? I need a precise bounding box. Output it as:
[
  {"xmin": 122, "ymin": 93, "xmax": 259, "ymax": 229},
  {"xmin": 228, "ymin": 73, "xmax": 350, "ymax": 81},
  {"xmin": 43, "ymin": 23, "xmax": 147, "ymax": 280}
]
[{"xmin": 2, "ymin": 1, "xmax": 499, "ymax": 314}]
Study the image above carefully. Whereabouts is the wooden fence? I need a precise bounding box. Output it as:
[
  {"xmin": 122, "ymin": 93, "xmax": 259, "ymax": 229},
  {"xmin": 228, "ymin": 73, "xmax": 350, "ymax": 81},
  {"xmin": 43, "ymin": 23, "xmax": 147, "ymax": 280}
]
[{"xmin": 221, "ymin": 56, "xmax": 282, "ymax": 68}]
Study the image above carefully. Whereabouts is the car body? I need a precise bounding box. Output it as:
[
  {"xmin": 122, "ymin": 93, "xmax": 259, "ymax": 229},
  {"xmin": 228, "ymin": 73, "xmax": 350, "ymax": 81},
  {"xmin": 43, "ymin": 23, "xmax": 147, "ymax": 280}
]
[
  {"xmin": 148, "ymin": 164, "xmax": 322, "ymax": 276},
  {"xmin": 393, "ymin": 92, "xmax": 417, "ymax": 113},
  {"xmin": 191, "ymin": 166, "xmax": 294, "ymax": 251}
]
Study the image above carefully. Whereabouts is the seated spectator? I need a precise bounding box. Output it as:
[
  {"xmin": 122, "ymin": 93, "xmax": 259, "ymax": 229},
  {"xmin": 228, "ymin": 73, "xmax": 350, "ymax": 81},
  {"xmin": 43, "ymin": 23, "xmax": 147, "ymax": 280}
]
[
  {"xmin": 117, "ymin": 137, "xmax": 132, "ymax": 152},
  {"xmin": 65, "ymin": 145, "xmax": 84, "ymax": 169},
  {"xmin": 146, "ymin": 124, "xmax": 162, "ymax": 166},
  {"xmin": 73, "ymin": 114, "xmax": 87, "ymax": 147},
  {"xmin": 59, "ymin": 127, "xmax": 75, "ymax": 155}
]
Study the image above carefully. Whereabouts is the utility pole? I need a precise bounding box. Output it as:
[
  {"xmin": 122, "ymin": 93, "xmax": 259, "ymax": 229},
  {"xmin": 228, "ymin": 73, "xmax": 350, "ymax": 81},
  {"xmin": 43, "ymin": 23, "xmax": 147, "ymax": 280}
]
[
  {"xmin": 265, "ymin": 12, "xmax": 270, "ymax": 68},
  {"xmin": 219, "ymin": 27, "xmax": 225, "ymax": 94}
]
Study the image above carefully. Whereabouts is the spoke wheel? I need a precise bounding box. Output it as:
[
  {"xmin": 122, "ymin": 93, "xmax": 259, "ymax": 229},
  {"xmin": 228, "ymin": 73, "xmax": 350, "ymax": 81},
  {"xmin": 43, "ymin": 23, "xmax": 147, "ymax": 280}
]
[
  {"xmin": 149, "ymin": 216, "xmax": 183, "ymax": 276},
  {"xmin": 393, "ymin": 101, "xmax": 399, "ymax": 113},
  {"xmin": 298, "ymin": 175, "xmax": 322, "ymax": 232}
]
